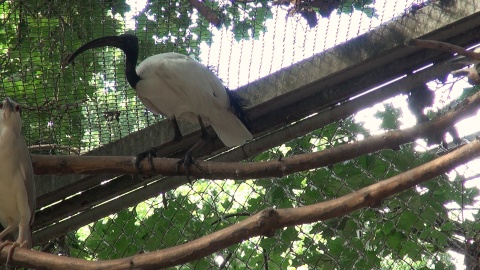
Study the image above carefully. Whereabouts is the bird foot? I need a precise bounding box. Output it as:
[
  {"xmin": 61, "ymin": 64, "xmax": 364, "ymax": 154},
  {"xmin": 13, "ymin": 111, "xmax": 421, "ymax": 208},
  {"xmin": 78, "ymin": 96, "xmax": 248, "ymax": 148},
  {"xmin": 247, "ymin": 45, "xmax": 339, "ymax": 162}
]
[
  {"xmin": 0, "ymin": 240, "xmax": 20, "ymax": 265},
  {"xmin": 135, "ymin": 147, "xmax": 157, "ymax": 174},
  {"xmin": 175, "ymin": 151, "xmax": 202, "ymax": 184},
  {"xmin": 6, "ymin": 242, "xmax": 21, "ymax": 265}
]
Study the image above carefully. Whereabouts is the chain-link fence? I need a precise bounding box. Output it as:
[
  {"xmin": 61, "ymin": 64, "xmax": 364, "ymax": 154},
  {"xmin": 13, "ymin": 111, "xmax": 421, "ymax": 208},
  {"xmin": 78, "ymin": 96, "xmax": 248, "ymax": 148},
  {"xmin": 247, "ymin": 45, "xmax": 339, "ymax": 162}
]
[{"xmin": 1, "ymin": 0, "xmax": 479, "ymax": 269}]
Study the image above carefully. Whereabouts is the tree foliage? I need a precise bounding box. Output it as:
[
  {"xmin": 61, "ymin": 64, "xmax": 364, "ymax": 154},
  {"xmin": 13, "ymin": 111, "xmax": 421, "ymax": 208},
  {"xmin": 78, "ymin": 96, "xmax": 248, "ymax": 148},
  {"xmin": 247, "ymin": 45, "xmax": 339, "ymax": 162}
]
[
  {"xmin": 63, "ymin": 115, "xmax": 478, "ymax": 268},
  {"xmin": 1, "ymin": 0, "xmax": 478, "ymax": 268},
  {"xmin": 0, "ymin": 0, "xmax": 378, "ymax": 153}
]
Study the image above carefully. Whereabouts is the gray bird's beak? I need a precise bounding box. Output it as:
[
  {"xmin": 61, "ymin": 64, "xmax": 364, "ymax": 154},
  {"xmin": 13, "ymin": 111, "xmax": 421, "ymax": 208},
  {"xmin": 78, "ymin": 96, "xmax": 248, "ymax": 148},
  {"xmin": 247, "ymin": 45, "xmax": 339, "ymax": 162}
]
[
  {"xmin": 4, "ymin": 98, "xmax": 15, "ymax": 112},
  {"xmin": 1, "ymin": 98, "xmax": 15, "ymax": 119}
]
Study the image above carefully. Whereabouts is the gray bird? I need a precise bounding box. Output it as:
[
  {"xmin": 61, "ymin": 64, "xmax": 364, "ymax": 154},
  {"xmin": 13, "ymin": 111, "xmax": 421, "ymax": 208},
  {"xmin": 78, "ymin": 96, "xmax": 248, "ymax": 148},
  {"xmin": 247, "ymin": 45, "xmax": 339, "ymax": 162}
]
[
  {"xmin": 450, "ymin": 47, "xmax": 480, "ymax": 85},
  {"xmin": 0, "ymin": 98, "xmax": 35, "ymax": 264}
]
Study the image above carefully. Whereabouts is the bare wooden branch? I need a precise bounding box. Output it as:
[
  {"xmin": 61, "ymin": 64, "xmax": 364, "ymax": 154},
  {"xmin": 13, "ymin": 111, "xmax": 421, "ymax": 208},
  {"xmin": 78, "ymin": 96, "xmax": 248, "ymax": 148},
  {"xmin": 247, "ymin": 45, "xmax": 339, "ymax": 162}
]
[
  {"xmin": 7, "ymin": 138, "xmax": 480, "ymax": 269},
  {"xmin": 187, "ymin": 0, "xmax": 221, "ymax": 27},
  {"xmin": 32, "ymin": 89, "xmax": 480, "ymax": 179},
  {"xmin": 405, "ymin": 38, "xmax": 480, "ymax": 60}
]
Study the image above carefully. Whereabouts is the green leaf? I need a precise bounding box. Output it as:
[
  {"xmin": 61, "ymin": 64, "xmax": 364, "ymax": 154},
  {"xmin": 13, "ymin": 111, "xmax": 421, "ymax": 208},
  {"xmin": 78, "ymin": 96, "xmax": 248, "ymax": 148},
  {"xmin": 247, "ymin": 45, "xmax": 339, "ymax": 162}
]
[
  {"xmin": 382, "ymin": 220, "xmax": 395, "ymax": 234},
  {"xmin": 440, "ymin": 221, "xmax": 455, "ymax": 232},
  {"xmin": 386, "ymin": 230, "xmax": 407, "ymax": 251},
  {"xmin": 400, "ymin": 240, "xmax": 422, "ymax": 258},
  {"xmin": 397, "ymin": 210, "xmax": 420, "ymax": 232},
  {"xmin": 374, "ymin": 103, "xmax": 401, "ymax": 130}
]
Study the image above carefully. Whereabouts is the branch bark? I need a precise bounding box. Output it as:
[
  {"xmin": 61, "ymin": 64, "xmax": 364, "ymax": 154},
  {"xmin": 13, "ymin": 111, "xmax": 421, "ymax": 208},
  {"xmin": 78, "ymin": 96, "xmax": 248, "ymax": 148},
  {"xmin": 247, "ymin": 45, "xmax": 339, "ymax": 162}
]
[
  {"xmin": 32, "ymin": 88, "xmax": 480, "ymax": 179},
  {"xmin": 187, "ymin": 0, "xmax": 221, "ymax": 27},
  {"xmin": 405, "ymin": 38, "xmax": 480, "ymax": 61},
  {"xmin": 6, "ymin": 138, "xmax": 480, "ymax": 269}
]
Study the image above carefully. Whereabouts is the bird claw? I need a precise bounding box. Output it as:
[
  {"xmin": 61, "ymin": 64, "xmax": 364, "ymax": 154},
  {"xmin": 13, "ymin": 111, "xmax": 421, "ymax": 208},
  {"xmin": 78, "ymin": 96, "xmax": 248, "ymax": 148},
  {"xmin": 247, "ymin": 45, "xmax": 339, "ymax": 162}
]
[
  {"xmin": 0, "ymin": 240, "xmax": 19, "ymax": 265},
  {"xmin": 6, "ymin": 242, "xmax": 20, "ymax": 265},
  {"xmin": 0, "ymin": 240, "xmax": 12, "ymax": 253},
  {"xmin": 175, "ymin": 151, "xmax": 202, "ymax": 184},
  {"xmin": 135, "ymin": 147, "xmax": 157, "ymax": 174}
]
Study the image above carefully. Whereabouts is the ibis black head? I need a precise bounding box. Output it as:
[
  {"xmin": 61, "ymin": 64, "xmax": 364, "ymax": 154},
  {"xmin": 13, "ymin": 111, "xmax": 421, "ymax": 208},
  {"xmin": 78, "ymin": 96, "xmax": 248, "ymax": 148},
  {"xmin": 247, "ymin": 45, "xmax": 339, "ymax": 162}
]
[{"xmin": 63, "ymin": 34, "xmax": 141, "ymax": 88}]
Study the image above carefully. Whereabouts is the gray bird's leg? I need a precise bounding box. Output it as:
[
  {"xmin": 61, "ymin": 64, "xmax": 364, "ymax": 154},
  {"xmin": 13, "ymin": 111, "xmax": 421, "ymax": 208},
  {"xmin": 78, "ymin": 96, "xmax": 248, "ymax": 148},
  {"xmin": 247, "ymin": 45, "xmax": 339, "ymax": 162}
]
[
  {"xmin": 16, "ymin": 220, "xmax": 29, "ymax": 249},
  {"xmin": 3, "ymin": 242, "xmax": 20, "ymax": 266},
  {"xmin": 0, "ymin": 220, "xmax": 16, "ymax": 265},
  {"xmin": 135, "ymin": 117, "xmax": 184, "ymax": 173},
  {"xmin": 0, "ymin": 222, "xmax": 14, "ymax": 240}
]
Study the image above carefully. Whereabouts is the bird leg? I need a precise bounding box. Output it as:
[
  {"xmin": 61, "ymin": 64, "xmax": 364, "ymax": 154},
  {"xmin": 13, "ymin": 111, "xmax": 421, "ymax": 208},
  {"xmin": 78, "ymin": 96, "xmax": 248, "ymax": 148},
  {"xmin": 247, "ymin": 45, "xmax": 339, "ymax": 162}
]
[
  {"xmin": 134, "ymin": 118, "xmax": 184, "ymax": 174},
  {"xmin": 0, "ymin": 223, "xmax": 14, "ymax": 241},
  {"xmin": 175, "ymin": 139, "xmax": 206, "ymax": 175},
  {"xmin": 171, "ymin": 118, "xmax": 183, "ymax": 142},
  {"xmin": 175, "ymin": 116, "xmax": 210, "ymax": 179}
]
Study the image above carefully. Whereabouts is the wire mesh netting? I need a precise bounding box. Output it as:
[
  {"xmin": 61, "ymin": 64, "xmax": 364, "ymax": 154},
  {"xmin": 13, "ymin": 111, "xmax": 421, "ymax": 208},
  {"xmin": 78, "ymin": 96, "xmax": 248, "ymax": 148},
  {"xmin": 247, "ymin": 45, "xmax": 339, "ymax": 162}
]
[
  {"xmin": 1, "ymin": 0, "xmax": 424, "ymax": 155},
  {"xmin": 61, "ymin": 86, "xmax": 480, "ymax": 269},
  {"xmin": 1, "ymin": 0, "xmax": 480, "ymax": 269}
]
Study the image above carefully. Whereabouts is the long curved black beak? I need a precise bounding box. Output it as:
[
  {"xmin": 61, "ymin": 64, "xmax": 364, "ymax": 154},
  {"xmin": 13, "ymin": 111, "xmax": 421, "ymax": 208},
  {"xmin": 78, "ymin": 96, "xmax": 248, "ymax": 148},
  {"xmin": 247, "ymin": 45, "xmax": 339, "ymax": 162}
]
[{"xmin": 63, "ymin": 34, "xmax": 139, "ymax": 67}]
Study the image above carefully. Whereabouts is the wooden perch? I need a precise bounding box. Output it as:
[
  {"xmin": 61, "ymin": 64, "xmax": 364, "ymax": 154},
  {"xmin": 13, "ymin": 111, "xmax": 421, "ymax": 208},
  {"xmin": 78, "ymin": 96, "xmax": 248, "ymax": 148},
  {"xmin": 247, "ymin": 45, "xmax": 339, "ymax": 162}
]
[
  {"xmin": 6, "ymin": 138, "xmax": 480, "ymax": 269},
  {"xmin": 405, "ymin": 38, "xmax": 480, "ymax": 61},
  {"xmin": 31, "ymin": 88, "xmax": 480, "ymax": 179}
]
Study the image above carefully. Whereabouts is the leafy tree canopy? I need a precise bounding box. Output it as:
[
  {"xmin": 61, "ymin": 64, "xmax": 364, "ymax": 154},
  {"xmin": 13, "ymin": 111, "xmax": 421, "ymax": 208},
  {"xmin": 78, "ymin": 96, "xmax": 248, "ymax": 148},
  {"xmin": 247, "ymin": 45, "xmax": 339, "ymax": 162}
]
[{"xmin": 0, "ymin": 0, "xmax": 477, "ymax": 268}]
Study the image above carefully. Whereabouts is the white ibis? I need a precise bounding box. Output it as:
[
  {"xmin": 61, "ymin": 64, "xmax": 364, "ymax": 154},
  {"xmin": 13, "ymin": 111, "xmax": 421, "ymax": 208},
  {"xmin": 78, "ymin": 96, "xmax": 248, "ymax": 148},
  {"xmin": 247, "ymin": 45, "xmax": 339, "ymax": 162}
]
[
  {"xmin": 0, "ymin": 98, "xmax": 36, "ymax": 264},
  {"xmin": 64, "ymin": 34, "xmax": 252, "ymax": 171}
]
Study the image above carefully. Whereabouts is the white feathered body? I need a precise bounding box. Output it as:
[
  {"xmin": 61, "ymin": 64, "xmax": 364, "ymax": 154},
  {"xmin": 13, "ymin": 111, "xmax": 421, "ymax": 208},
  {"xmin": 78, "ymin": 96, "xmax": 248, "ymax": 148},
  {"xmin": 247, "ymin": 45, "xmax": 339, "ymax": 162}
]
[
  {"xmin": 135, "ymin": 53, "xmax": 252, "ymax": 147},
  {"xmin": 0, "ymin": 99, "xmax": 35, "ymax": 248}
]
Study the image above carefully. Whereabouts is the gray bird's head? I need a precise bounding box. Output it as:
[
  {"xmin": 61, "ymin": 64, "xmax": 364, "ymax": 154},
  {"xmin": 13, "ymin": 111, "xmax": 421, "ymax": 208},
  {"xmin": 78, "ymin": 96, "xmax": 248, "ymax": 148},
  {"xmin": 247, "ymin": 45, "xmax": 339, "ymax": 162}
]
[{"xmin": 0, "ymin": 97, "xmax": 23, "ymax": 133}]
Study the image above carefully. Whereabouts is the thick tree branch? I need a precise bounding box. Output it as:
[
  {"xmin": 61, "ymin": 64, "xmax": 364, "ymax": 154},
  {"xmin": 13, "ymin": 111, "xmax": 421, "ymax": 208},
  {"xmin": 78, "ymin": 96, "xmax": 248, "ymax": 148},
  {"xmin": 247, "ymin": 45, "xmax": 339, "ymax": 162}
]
[
  {"xmin": 6, "ymin": 139, "xmax": 480, "ymax": 269},
  {"xmin": 187, "ymin": 0, "xmax": 221, "ymax": 27},
  {"xmin": 32, "ymin": 89, "xmax": 480, "ymax": 179}
]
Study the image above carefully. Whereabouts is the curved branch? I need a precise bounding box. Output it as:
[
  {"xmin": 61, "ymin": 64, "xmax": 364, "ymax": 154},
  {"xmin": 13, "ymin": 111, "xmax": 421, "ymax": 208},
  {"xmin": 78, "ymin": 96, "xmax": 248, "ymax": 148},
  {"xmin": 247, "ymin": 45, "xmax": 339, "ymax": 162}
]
[
  {"xmin": 32, "ymin": 89, "xmax": 480, "ymax": 179},
  {"xmin": 405, "ymin": 38, "xmax": 480, "ymax": 60},
  {"xmin": 6, "ymin": 139, "xmax": 480, "ymax": 269}
]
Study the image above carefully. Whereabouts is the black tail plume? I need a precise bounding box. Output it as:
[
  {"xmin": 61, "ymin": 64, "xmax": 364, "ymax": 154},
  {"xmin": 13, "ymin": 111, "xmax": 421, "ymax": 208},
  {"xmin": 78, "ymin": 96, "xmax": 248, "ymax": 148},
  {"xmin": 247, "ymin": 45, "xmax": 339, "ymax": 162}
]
[{"xmin": 225, "ymin": 87, "xmax": 251, "ymax": 130}]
